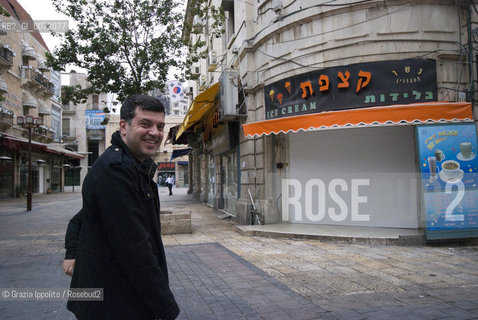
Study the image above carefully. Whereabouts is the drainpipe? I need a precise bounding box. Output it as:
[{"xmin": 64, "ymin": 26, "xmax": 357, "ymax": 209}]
[{"xmin": 466, "ymin": 0, "xmax": 474, "ymax": 102}]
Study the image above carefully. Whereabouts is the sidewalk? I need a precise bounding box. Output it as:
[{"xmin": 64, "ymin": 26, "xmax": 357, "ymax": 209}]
[{"xmin": 0, "ymin": 191, "xmax": 478, "ymax": 319}]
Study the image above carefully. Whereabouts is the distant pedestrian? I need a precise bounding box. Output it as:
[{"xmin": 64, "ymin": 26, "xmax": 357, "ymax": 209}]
[
  {"xmin": 64, "ymin": 95, "xmax": 179, "ymax": 320},
  {"xmin": 166, "ymin": 175, "xmax": 174, "ymax": 196}
]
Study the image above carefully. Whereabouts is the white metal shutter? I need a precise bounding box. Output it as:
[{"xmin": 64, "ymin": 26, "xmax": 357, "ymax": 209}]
[{"xmin": 287, "ymin": 126, "xmax": 419, "ymax": 228}]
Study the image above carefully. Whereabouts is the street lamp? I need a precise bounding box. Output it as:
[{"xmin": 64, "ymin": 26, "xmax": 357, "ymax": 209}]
[{"xmin": 17, "ymin": 115, "xmax": 43, "ymax": 211}]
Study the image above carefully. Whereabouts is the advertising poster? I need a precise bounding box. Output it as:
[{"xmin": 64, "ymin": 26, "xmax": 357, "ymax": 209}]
[
  {"xmin": 416, "ymin": 123, "xmax": 478, "ymax": 240},
  {"xmin": 85, "ymin": 110, "xmax": 106, "ymax": 129}
]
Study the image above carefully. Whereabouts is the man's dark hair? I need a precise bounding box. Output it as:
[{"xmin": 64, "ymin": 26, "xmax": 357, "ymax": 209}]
[{"xmin": 120, "ymin": 95, "xmax": 165, "ymax": 123}]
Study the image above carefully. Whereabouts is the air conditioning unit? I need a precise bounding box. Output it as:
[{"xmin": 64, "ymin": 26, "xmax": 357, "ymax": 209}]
[
  {"xmin": 219, "ymin": 70, "xmax": 239, "ymax": 120},
  {"xmin": 208, "ymin": 51, "xmax": 217, "ymax": 72},
  {"xmin": 199, "ymin": 75, "xmax": 207, "ymax": 91}
]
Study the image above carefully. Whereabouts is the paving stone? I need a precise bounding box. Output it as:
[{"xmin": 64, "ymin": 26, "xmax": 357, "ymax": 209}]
[
  {"xmin": 331, "ymin": 309, "xmax": 367, "ymax": 320},
  {"xmin": 1, "ymin": 191, "xmax": 478, "ymax": 320}
]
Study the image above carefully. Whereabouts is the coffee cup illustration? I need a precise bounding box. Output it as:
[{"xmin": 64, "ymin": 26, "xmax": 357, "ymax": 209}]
[
  {"xmin": 460, "ymin": 142, "xmax": 472, "ymax": 159},
  {"xmin": 441, "ymin": 160, "xmax": 460, "ymax": 180},
  {"xmin": 427, "ymin": 156, "xmax": 437, "ymax": 181},
  {"xmin": 434, "ymin": 149, "xmax": 445, "ymax": 161}
]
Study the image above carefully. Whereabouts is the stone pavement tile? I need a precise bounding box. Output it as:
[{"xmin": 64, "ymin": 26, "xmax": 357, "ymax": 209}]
[
  {"xmin": 411, "ymin": 303, "xmax": 456, "ymax": 319},
  {"xmin": 400, "ymin": 272, "xmax": 445, "ymax": 285},
  {"xmin": 450, "ymin": 300, "xmax": 478, "ymax": 310},
  {"xmin": 470, "ymin": 308, "xmax": 478, "ymax": 316},
  {"xmin": 355, "ymin": 293, "xmax": 405, "ymax": 308},
  {"xmin": 439, "ymin": 307, "xmax": 478, "ymax": 320},
  {"xmin": 261, "ymin": 310, "xmax": 294, "ymax": 320},
  {"xmin": 361, "ymin": 308, "xmax": 422, "ymax": 320},
  {"xmin": 424, "ymin": 287, "xmax": 478, "ymax": 302},
  {"xmin": 313, "ymin": 295, "xmax": 371, "ymax": 312},
  {"xmin": 166, "ymin": 243, "xmax": 325, "ymax": 320},
  {"xmin": 285, "ymin": 308, "xmax": 332, "ymax": 320},
  {"xmin": 390, "ymin": 291, "xmax": 442, "ymax": 305},
  {"xmin": 331, "ymin": 309, "xmax": 367, "ymax": 320},
  {"xmin": 316, "ymin": 276, "xmax": 367, "ymax": 294}
]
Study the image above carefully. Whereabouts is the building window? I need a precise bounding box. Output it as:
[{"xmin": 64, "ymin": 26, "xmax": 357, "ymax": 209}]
[
  {"xmin": 92, "ymin": 94, "xmax": 99, "ymax": 109},
  {"xmin": 22, "ymin": 56, "xmax": 29, "ymax": 67},
  {"xmin": 62, "ymin": 118, "xmax": 70, "ymax": 136}
]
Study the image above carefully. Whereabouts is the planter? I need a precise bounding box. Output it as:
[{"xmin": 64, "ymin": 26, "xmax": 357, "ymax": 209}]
[{"xmin": 160, "ymin": 210, "xmax": 191, "ymax": 235}]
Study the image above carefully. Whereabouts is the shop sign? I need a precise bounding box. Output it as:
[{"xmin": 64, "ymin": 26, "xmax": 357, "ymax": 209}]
[
  {"xmin": 157, "ymin": 162, "xmax": 175, "ymax": 171},
  {"xmin": 265, "ymin": 59, "xmax": 436, "ymax": 120},
  {"xmin": 416, "ymin": 123, "xmax": 478, "ymax": 240},
  {"xmin": 85, "ymin": 110, "xmax": 106, "ymax": 129}
]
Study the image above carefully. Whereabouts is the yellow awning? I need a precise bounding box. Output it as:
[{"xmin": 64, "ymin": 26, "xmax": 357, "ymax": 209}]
[{"xmin": 176, "ymin": 82, "xmax": 219, "ymax": 140}]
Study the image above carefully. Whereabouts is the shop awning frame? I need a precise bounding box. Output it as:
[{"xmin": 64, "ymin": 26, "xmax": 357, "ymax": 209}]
[
  {"xmin": 176, "ymin": 82, "xmax": 219, "ymax": 140},
  {"xmin": 242, "ymin": 102, "xmax": 473, "ymax": 138},
  {"xmin": 0, "ymin": 133, "xmax": 84, "ymax": 159},
  {"xmin": 170, "ymin": 148, "xmax": 192, "ymax": 160}
]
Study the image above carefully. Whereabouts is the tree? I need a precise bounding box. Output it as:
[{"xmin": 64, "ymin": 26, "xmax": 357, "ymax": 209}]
[{"xmin": 47, "ymin": 0, "xmax": 184, "ymax": 103}]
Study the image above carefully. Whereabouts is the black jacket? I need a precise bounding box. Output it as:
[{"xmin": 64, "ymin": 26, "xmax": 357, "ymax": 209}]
[
  {"xmin": 64, "ymin": 209, "xmax": 83, "ymax": 260},
  {"xmin": 67, "ymin": 131, "xmax": 179, "ymax": 320}
]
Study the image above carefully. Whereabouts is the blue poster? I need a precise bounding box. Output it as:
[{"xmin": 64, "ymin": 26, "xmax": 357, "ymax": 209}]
[
  {"xmin": 416, "ymin": 123, "xmax": 478, "ymax": 237},
  {"xmin": 85, "ymin": 110, "xmax": 106, "ymax": 129}
]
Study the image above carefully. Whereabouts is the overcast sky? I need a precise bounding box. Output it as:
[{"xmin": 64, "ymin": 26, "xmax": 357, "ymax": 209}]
[
  {"xmin": 17, "ymin": 0, "xmax": 71, "ymax": 52},
  {"xmin": 15, "ymin": 0, "xmax": 185, "ymax": 90}
]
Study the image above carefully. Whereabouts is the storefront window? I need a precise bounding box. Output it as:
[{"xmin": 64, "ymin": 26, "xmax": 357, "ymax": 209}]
[
  {"xmin": 64, "ymin": 167, "xmax": 81, "ymax": 186},
  {"xmin": 0, "ymin": 158, "xmax": 13, "ymax": 198},
  {"xmin": 20, "ymin": 163, "xmax": 39, "ymax": 193},
  {"xmin": 51, "ymin": 167, "xmax": 61, "ymax": 192}
]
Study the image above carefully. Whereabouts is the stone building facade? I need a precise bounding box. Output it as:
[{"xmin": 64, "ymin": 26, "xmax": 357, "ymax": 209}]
[
  {"xmin": 0, "ymin": 0, "xmax": 83, "ymax": 198},
  {"xmin": 182, "ymin": 0, "xmax": 478, "ymax": 239},
  {"xmin": 61, "ymin": 71, "xmax": 109, "ymax": 191}
]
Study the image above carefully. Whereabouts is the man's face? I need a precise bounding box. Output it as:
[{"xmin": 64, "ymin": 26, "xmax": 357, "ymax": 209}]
[{"xmin": 119, "ymin": 108, "xmax": 165, "ymax": 162}]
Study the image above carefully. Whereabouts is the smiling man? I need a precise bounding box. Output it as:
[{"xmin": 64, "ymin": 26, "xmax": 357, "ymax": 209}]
[{"xmin": 66, "ymin": 95, "xmax": 180, "ymax": 320}]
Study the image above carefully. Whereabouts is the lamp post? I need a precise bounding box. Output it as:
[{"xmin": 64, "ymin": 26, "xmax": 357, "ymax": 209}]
[{"xmin": 17, "ymin": 115, "xmax": 43, "ymax": 211}]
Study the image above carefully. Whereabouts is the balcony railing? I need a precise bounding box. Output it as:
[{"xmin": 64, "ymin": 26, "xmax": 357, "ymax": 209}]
[
  {"xmin": 33, "ymin": 125, "xmax": 54, "ymax": 138},
  {"xmin": 33, "ymin": 71, "xmax": 55, "ymax": 94},
  {"xmin": 20, "ymin": 66, "xmax": 55, "ymax": 94},
  {"xmin": 0, "ymin": 105, "xmax": 13, "ymax": 127},
  {"xmin": 0, "ymin": 45, "xmax": 13, "ymax": 66},
  {"xmin": 62, "ymin": 103, "xmax": 75, "ymax": 113}
]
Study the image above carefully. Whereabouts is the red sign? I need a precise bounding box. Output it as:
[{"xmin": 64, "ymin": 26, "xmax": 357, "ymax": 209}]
[{"xmin": 157, "ymin": 162, "xmax": 175, "ymax": 171}]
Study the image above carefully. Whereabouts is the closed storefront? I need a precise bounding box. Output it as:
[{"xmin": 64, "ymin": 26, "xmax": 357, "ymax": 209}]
[
  {"xmin": 0, "ymin": 150, "xmax": 14, "ymax": 198},
  {"xmin": 286, "ymin": 126, "xmax": 419, "ymax": 228}
]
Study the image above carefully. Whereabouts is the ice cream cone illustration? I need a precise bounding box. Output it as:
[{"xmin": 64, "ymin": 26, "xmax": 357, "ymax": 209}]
[
  {"xmin": 285, "ymin": 81, "xmax": 291, "ymax": 94},
  {"xmin": 269, "ymin": 89, "xmax": 275, "ymax": 101},
  {"xmin": 277, "ymin": 93, "xmax": 283, "ymax": 104}
]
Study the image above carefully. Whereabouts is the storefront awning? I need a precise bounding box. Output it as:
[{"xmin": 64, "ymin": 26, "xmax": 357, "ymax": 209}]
[
  {"xmin": 0, "ymin": 134, "xmax": 84, "ymax": 159},
  {"xmin": 242, "ymin": 102, "xmax": 473, "ymax": 138},
  {"xmin": 176, "ymin": 82, "xmax": 219, "ymax": 140},
  {"xmin": 170, "ymin": 148, "xmax": 192, "ymax": 160}
]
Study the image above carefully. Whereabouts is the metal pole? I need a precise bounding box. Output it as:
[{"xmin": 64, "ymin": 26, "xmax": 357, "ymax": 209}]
[{"xmin": 27, "ymin": 124, "xmax": 32, "ymax": 211}]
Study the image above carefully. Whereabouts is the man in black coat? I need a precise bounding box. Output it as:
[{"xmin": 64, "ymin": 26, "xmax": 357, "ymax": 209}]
[{"xmin": 66, "ymin": 95, "xmax": 180, "ymax": 320}]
